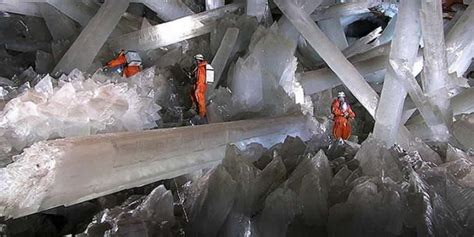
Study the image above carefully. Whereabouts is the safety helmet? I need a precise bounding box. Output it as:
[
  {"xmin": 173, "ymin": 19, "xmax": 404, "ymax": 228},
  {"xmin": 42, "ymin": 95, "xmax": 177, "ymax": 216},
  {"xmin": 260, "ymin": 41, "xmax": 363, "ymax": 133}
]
[
  {"xmin": 337, "ymin": 91, "xmax": 346, "ymax": 98},
  {"xmin": 194, "ymin": 54, "xmax": 204, "ymax": 61}
]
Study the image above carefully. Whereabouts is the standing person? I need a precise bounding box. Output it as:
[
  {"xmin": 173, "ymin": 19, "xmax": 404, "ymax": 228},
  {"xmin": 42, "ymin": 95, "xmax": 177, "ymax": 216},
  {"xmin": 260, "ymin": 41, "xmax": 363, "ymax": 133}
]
[
  {"xmin": 331, "ymin": 92, "xmax": 356, "ymax": 140},
  {"xmin": 190, "ymin": 54, "xmax": 208, "ymax": 122}
]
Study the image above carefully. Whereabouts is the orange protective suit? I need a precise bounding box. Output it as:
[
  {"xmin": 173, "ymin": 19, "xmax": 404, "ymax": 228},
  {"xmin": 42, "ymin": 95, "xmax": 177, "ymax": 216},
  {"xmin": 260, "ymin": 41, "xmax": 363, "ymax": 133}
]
[
  {"xmin": 191, "ymin": 60, "xmax": 208, "ymax": 118},
  {"xmin": 331, "ymin": 99, "xmax": 356, "ymax": 140},
  {"xmin": 106, "ymin": 52, "xmax": 141, "ymax": 78}
]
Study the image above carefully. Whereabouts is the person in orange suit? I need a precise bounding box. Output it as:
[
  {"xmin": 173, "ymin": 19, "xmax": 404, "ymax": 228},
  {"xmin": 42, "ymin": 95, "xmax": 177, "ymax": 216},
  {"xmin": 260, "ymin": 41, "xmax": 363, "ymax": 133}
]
[
  {"xmin": 332, "ymin": 92, "xmax": 356, "ymax": 140},
  {"xmin": 106, "ymin": 50, "xmax": 141, "ymax": 78},
  {"xmin": 190, "ymin": 54, "xmax": 208, "ymax": 120}
]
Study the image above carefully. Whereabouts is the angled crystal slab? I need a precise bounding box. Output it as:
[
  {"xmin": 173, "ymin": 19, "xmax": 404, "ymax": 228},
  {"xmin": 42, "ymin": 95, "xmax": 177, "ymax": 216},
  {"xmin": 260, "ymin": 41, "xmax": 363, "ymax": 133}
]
[
  {"xmin": 46, "ymin": 0, "xmax": 96, "ymax": 26},
  {"xmin": 274, "ymin": 0, "xmax": 379, "ymax": 117},
  {"xmin": 108, "ymin": 4, "xmax": 243, "ymax": 51},
  {"xmin": 52, "ymin": 0, "xmax": 129, "ymax": 75},
  {"xmin": 0, "ymin": 116, "xmax": 313, "ymax": 218},
  {"xmin": 318, "ymin": 18, "xmax": 348, "ymax": 50},
  {"xmin": 378, "ymin": 14, "xmax": 397, "ymax": 45},
  {"xmin": 139, "ymin": 0, "xmax": 194, "ymax": 21},
  {"xmin": 446, "ymin": 3, "xmax": 474, "ymax": 76},
  {"xmin": 246, "ymin": 0, "xmax": 271, "ymax": 23},
  {"xmin": 372, "ymin": 0, "xmax": 421, "ymax": 146},
  {"xmin": 210, "ymin": 27, "xmax": 239, "ymax": 87},
  {"xmin": 39, "ymin": 3, "xmax": 77, "ymax": 41},
  {"xmin": 278, "ymin": 0, "xmax": 322, "ymax": 45},
  {"xmin": 311, "ymin": 1, "xmax": 378, "ymax": 21},
  {"xmin": 390, "ymin": 59, "xmax": 450, "ymax": 141}
]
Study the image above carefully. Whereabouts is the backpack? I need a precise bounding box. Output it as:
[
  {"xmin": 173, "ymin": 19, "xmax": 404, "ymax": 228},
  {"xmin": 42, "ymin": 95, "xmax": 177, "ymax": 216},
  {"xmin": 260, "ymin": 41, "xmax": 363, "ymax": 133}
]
[{"xmin": 205, "ymin": 64, "xmax": 214, "ymax": 84}]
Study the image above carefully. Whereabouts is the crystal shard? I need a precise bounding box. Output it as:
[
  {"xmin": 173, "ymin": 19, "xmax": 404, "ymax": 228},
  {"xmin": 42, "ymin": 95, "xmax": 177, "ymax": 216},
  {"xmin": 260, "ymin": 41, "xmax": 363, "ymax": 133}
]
[
  {"xmin": 53, "ymin": 0, "xmax": 130, "ymax": 75},
  {"xmin": 273, "ymin": 0, "xmax": 379, "ymax": 117},
  {"xmin": 109, "ymin": 4, "xmax": 243, "ymax": 51}
]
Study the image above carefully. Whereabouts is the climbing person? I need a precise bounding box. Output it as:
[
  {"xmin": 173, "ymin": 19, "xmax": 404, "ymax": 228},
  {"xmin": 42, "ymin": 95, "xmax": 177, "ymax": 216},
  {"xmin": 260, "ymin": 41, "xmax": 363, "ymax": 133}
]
[
  {"xmin": 189, "ymin": 54, "xmax": 210, "ymax": 123},
  {"xmin": 105, "ymin": 49, "xmax": 142, "ymax": 78},
  {"xmin": 331, "ymin": 91, "xmax": 356, "ymax": 140}
]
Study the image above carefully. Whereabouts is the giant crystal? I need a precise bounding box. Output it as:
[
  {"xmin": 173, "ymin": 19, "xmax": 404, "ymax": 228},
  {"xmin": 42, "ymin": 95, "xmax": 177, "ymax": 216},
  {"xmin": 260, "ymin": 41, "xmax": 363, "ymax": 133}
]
[
  {"xmin": 420, "ymin": 0, "xmax": 453, "ymax": 126},
  {"xmin": 46, "ymin": 0, "xmax": 96, "ymax": 26},
  {"xmin": 108, "ymin": 3, "xmax": 243, "ymax": 51},
  {"xmin": 318, "ymin": 17, "xmax": 348, "ymax": 50},
  {"xmin": 0, "ymin": 116, "xmax": 313, "ymax": 218},
  {"xmin": 273, "ymin": 0, "xmax": 379, "ymax": 117},
  {"xmin": 52, "ymin": 0, "xmax": 130, "ymax": 75},
  {"xmin": 311, "ymin": 1, "xmax": 379, "ymax": 21},
  {"xmin": 372, "ymin": 0, "xmax": 422, "ymax": 146}
]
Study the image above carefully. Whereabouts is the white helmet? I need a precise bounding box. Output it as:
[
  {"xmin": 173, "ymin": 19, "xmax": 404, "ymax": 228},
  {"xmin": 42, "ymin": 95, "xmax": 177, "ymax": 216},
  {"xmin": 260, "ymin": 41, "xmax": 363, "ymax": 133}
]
[
  {"xmin": 194, "ymin": 54, "xmax": 204, "ymax": 61},
  {"xmin": 337, "ymin": 91, "xmax": 346, "ymax": 98}
]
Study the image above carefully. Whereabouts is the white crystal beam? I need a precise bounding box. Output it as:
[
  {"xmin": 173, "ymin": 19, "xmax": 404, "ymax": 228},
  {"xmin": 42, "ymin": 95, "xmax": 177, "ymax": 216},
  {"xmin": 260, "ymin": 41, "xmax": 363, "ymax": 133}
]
[
  {"xmin": 372, "ymin": 0, "xmax": 421, "ymax": 146},
  {"xmin": 420, "ymin": 0, "xmax": 453, "ymax": 129},
  {"xmin": 211, "ymin": 27, "xmax": 240, "ymax": 87},
  {"xmin": 52, "ymin": 0, "xmax": 129, "ymax": 75},
  {"xmin": 445, "ymin": 3, "xmax": 474, "ymax": 76},
  {"xmin": 138, "ymin": 0, "xmax": 194, "ymax": 21},
  {"xmin": 108, "ymin": 4, "xmax": 243, "ymax": 51},
  {"xmin": 273, "ymin": 0, "xmax": 379, "ymax": 117},
  {"xmin": 0, "ymin": 116, "xmax": 311, "ymax": 218},
  {"xmin": 301, "ymin": 55, "xmax": 388, "ymax": 95}
]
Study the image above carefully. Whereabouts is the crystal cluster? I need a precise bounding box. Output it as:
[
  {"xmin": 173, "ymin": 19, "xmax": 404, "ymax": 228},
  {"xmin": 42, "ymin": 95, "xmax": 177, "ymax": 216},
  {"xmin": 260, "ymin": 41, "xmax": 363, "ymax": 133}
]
[{"xmin": 0, "ymin": 68, "xmax": 161, "ymax": 151}]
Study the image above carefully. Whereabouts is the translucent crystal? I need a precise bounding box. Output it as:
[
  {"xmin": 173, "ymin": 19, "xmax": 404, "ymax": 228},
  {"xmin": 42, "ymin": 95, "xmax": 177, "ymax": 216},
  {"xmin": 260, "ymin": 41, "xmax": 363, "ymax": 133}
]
[
  {"xmin": 342, "ymin": 26, "xmax": 382, "ymax": 58},
  {"xmin": 445, "ymin": 3, "xmax": 474, "ymax": 77},
  {"xmin": 311, "ymin": 1, "xmax": 378, "ymax": 21},
  {"xmin": 300, "ymin": 55, "xmax": 387, "ymax": 95},
  {"xmin": 109, "ymin": 3, "xmax": 243, "ymax": 51},
  {"xmin": 274, "ymin": 0, "xmax": 379, "ymax": 117},
  {"xmin": 210, "ymin": 27, "xmax": 239, "ymax": 87},
  {"xmin": 53, "ymin": 0, "xmax": 130, "ymax": 75},
  {"xmin": 318, "ymin": 18, "xmax": 348, "ymax": 50},
  {"xmin": 372, "ymin": 0, "xmax": 422, "ymax": 146},
  {"xmin": 230, "ymin": 56, "xmax": 264, "ymax": 111},
  {"xmin": 34, "ymin": 50, "xmax": 54, "ymax": 74},
  {"xmin": 140, "ymin": 0, "xmax": 194, "ymax": 21},
  {"xmin": 420, "ymin": 0, "xmax": 453, "ymax": 125}
]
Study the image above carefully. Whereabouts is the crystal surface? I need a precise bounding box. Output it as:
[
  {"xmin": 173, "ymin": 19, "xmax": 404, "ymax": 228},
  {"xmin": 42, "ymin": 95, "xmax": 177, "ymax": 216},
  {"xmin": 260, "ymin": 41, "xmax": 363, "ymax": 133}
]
[
  {"xmin": 318, "ymin": 17, "xmax": 348, "ymax": 50},
  {"xmin": 39, "ymin": 3, "xmax": 77, "ymax": 41},
  {"xmin": 53, "ymin": 0, "xmax": 130, "ymax": 75},
  {"xmin": 210, "ymin": 27, "xmax": 239, "ymax": 87},
  {"xmin": 109, "ymin": 3, "xmax": 243, "ymax": 51},
  {"xmin": 445, "ymin": 3, "xmax": 474, "ymax": 77},
  {"xmin": 372, "ymin": 0, "xmax": 422, "ymax": 146},
  {"xmin": 420, "ymin": 0, "xmax": 453, "ymax": 125},
  {"xmin": 205, "ymin": 0, "xmax": 224, "ymax": 10},
  {"xmin": 46, "ymin": 0, "xmax": 96, "ymax": 26},
  {"xmin": 311, "ymin": 1, "xmax": 378, "ymax": 21},
  {"xmin": 140, "ymin": 0, "xmax": 194, "ymax": 22}
]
